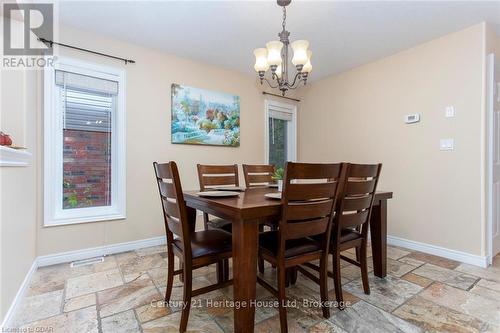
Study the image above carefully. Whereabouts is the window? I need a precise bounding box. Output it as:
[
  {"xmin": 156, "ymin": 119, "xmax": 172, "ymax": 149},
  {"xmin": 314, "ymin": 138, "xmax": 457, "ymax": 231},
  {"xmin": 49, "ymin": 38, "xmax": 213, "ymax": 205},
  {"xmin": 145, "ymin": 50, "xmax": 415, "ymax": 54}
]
[
  {"xmin": 44, "ymin": 58, "xmax": 126, "ymax": 226},
  {"xmin": 265, "ymin": 100, "xmax": 297, "ymax": 169}
]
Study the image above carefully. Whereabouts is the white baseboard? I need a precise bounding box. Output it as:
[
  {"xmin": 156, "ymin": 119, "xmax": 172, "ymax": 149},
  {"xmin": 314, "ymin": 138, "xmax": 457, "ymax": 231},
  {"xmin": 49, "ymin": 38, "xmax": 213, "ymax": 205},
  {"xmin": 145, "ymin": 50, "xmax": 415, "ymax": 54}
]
[
  {"xmin": 387, "ymin": 235, "xmax": 488, "ymax": 268},
  {"xmin": 1, "ymin": 260, "xmax": 38, "ymax": 330},
  {"xmin": 37, "ymin": 236, "xmax": 167, "ymax": 267}
]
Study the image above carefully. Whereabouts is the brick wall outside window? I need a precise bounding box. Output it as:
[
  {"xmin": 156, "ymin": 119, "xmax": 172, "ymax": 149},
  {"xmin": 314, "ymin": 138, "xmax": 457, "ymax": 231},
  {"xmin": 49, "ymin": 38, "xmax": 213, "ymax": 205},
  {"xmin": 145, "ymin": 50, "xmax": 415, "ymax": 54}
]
[{"xmin": 63, "ymin": 129, "xmax": 111, "ymax": 209}]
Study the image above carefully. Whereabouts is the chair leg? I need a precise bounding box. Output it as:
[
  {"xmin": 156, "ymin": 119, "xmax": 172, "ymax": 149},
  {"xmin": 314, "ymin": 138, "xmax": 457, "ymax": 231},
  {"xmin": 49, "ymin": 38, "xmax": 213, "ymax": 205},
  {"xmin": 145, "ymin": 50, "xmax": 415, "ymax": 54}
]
[
  {"xmin": 332, "ymin": 251, "xmax": 344, "ymax": 310},
  {"xmin": 355, "ymin": 247, "xmax": 361, "ymax": 263},
  {"xmin": 277, "ymin": 266, "xmax": 288, "ymax": 333},
  {"xmin": 258, "ymin": 256, "xmax": 265, "ymax": 274},
  {"xmin": 180, "ymin": 268, "xmax": 192, "ymax": 333},
  {"xmin": 270, "ymin": 224, "xmax": 277, "ymax": 269},
  {"xmin": 289, "ymin": 267, "xmax": 298, "ymax": 285},
  {"xmin": 216, "ymin": 261, "xmax": 224, "ymax": 284},
  {"xmin": 360, "ymin": 244, "xmax": 370, "ymax": 295},
  {"xmin": 319, "ymin": 255, "xmax": 330, "ymax": 318},
  {"xmin": 165, "ymin": 248, "xmax": 175, "ymax": 303},
  {"xmin": 179, "ymin": 261, "xmax": 184, "ymax": 282},
  {"xmin": 258, "ymin": 224, "xmax": 266, "ymax": 274},
  {"xmin": 223, "ymin": 259, "xmax": 230, "ymax": 281},
  {"xmin": 203, "ymin": 213, "xmax": 210, "ymax": 230}
]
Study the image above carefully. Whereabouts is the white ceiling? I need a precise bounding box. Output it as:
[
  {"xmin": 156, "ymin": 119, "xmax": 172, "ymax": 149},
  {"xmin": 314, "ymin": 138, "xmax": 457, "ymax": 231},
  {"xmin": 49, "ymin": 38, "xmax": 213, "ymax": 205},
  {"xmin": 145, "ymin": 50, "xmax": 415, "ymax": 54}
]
[{"xmin": 58, "ymin": 1, "xmax": 500, "ymax": 81}]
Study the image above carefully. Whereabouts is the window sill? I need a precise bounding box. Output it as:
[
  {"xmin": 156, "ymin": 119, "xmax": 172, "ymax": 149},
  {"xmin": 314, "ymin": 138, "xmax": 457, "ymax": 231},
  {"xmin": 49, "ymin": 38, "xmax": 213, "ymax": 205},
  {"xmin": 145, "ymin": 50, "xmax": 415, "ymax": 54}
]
[
  {"xmin": 44, "ymin": 213, "xmax": 126, "ymax": 227},
  {"xmin": 0, "ymin": 146, "xmax": 32, "ymax": 167}
]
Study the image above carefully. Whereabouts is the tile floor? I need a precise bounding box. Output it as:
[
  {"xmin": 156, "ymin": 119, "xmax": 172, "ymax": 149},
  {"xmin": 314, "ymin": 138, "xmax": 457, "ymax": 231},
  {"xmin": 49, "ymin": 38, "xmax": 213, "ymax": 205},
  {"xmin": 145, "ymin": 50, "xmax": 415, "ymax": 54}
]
[{"xmin": 8, "ymin": 244, "xmax": 500, "ymax": 333}]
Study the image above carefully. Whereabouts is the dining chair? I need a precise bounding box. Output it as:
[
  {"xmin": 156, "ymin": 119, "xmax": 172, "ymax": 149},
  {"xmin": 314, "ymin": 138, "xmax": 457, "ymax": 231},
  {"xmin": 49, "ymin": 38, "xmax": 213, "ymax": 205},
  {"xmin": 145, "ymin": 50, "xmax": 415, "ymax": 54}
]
[
  {"xmin": 257, "ymin": 162, "xmax": 346, "ymax": 333},
  {"xmin": 242, "ymin": 164, "xmax": 275, "ymax": 187},
  {"xmin": 299, "ymin": 163, "xmax": 382, "ymax": 309},
  {"xmin": 154, "ymin": 162, "xmax": 233, "ymax": 332},
  {"xmin": 197, "ymin": 164, "xmax": 239, "ymax": 232},
  {"xmin": 242, "ymin": 164, "xmax": 279, "ymax": 273}
]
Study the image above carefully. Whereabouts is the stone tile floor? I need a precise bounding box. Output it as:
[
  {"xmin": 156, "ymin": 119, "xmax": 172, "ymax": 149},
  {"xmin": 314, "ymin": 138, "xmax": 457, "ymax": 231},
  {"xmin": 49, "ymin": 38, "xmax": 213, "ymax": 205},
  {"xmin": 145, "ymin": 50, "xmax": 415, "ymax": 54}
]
[{"xmin": 9, "ymin": 244, "xmax": 500, "ymax": 333}]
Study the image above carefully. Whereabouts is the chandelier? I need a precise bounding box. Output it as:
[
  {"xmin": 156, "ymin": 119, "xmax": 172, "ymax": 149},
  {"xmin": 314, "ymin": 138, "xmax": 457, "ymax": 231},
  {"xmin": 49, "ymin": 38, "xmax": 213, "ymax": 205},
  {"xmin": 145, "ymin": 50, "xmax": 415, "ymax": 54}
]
[{"xmin": 253, "ymin": 0, "xmax": 312, "ymax": 96}]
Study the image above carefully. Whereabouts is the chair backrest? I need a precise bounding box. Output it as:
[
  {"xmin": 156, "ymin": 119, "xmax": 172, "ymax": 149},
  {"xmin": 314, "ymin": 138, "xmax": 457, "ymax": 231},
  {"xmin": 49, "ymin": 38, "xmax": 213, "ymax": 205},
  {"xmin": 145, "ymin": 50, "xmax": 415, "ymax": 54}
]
[
  {"xmin": 197, "ymin": 164, "xmax": 239, "ymax": 191},
  {"xmin": 279, "ymin": 162, "xmax": 346, "ymax": 256},
  {"xmin": 153, "ymin": 161, "xmax": 192, "ymax": 258},
  {"xmin": 333, "ymin": 163, "xmax": 382, "ymax": 243},
  {"xmin": 242, "ymin": 164, "xmax": 275, "ymax": 188}
]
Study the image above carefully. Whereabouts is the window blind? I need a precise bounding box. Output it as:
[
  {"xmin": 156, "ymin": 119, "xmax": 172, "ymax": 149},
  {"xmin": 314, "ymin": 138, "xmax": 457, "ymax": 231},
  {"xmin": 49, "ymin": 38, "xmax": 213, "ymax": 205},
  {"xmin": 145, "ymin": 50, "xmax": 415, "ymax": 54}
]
[
  {"xmin": 56, "ymin": 70, "xmax": 115, "ymax": 133},
  {"xmin": 269, "ymin": 109, "xmax": 293, "ymax": 121},
  {"xmin": 55, "ymin": 70, "xmax": 119, "ymax": 95},
  {"xmin": 62, "ymin": 89, "xmax": 113, "ymax": 132}
]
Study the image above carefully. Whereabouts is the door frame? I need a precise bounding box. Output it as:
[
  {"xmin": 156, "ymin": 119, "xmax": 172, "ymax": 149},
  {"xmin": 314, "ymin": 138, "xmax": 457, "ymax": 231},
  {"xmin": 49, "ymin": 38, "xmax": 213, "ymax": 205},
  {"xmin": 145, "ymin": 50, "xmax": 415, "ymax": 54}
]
[
  {"xmin": 487, "ymin": 52, "xmax": 498, "ymax": 265},
  {"xmin": 264, "ymin": 99, "xmax": 297, "ymax": 165}
]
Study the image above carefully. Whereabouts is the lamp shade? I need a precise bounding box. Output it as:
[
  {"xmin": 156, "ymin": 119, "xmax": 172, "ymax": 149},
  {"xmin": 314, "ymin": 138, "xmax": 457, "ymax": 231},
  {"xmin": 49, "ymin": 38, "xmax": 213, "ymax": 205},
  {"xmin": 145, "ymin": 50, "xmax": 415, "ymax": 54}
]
[
  {"xmin": 266, "ymin": 41, "xmax": 283, "ymax": 66},
  {"xmin": 291, "ymin": 40, "xmax": 309, "ymax": 66},
  {"xmin": 275, "ymin": 64, "xmax": 282, "ymax": 78},
  {"xmin": 253, "ymin": 48, "xmax": 269, "ymax": 72},
  {"xmin": 302, "ymin": 50, "xmax": 312, "ymax": 73}
]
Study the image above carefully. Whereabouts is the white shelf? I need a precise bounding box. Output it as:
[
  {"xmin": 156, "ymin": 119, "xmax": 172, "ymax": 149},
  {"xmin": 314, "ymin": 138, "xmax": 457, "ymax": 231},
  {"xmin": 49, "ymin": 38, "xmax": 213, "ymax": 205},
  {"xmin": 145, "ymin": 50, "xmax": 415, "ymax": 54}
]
[{"xmin": 0, "ymin": 146, "xmax": 32, "ymax": 167}]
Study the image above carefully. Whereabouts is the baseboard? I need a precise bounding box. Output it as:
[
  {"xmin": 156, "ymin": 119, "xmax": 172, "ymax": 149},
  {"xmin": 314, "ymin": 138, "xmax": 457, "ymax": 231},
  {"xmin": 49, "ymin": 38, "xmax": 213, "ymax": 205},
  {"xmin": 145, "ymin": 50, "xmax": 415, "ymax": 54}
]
[
  {"xmin": 387, "ymin": 235, "xmax": 488, "ymax": 268},
  {"xmin": 1, "ymin": 260, "xmax": 38, "ymax": 330},
  {"xmin": 37, "ymin": 235, "xmax": 167, "ymax": 267}
]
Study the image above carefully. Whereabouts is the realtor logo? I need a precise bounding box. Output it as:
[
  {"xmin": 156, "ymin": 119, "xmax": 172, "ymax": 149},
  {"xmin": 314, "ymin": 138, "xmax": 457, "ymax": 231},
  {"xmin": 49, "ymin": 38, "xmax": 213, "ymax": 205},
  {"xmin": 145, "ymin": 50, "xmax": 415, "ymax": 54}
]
[{"xmin": 3, "ymin": 3, "xmax": 53, "ymax": 56}]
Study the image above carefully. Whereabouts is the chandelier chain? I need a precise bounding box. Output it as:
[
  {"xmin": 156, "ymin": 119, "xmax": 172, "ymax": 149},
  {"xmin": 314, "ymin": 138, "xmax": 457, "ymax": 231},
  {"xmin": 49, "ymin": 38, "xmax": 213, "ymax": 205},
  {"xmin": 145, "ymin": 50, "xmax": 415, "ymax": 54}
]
[{"xmin": 282, "ymin": 6, "xmax": 286, "ymax": 31}]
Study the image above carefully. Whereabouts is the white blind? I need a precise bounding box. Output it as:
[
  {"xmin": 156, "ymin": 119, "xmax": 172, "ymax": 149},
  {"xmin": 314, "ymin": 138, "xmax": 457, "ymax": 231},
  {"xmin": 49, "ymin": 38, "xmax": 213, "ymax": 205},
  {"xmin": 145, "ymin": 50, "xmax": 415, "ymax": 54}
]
[
  {"xmin": 269, "ymin": 109, "xmax": 293, "ymax": 121},
  {"xmin": 55, "ymin": 70, "xmax": 119, "ymax": 95},
  {"xmin": 62, "ymin": 88, "xmax": 113, "ymax": 132},
  {"xmin": 57, "ymin": 70, "xmax": 115, "ymax": 133}
]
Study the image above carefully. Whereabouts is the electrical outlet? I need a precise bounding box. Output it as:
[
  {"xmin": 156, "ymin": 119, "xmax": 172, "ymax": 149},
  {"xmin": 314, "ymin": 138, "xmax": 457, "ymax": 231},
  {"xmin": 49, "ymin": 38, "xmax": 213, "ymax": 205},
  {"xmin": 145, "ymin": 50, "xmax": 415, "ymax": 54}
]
[
  {"xmin": 440, "ymin": 138, "xmax": 454, "ymax": 151},
  {"xmin": 445, "ymin": 106, "xmax": 455, "ymax": 118}
]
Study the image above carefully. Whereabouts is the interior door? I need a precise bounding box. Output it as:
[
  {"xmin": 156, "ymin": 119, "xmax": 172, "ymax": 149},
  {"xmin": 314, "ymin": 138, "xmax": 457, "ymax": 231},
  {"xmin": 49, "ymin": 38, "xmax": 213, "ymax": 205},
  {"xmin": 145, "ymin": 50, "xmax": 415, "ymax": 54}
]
[{"xmin": 489, "ymin": 53, "xmax": 500, "ymax": 258}]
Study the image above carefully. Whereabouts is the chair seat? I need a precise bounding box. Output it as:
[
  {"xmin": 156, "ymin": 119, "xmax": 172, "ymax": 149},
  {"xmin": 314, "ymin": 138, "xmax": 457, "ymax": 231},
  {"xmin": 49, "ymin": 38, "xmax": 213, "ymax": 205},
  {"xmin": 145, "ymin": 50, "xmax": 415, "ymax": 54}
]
[
  {"xmin": 340, "ymin": 229, "xmax": 362, "ymax": 243},
  {"xmin": 207, "ymin": 217, "xmax": 232, "ymax": 232},
  {"xmin": 174, "ymin": 230, "xmax": 232, "ymax": 259},
  {"xmin": 259, "ymin": 231, "xmax": 321, "ymax": 258}
]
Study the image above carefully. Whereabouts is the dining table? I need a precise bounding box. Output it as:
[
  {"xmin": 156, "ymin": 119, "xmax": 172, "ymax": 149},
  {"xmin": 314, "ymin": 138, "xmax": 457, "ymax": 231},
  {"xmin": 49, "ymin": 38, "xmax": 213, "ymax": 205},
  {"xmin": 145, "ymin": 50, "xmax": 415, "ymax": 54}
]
[{"xmin": 183, "ymin": 186, "xmax": 393, "ymax": 333}]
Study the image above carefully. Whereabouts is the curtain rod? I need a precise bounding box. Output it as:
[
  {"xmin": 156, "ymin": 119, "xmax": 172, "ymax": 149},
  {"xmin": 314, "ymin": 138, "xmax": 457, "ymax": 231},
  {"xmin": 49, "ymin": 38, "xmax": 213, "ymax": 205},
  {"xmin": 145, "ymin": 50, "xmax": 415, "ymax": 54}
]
[
  {"xmin": 38, "ymin": 37, "xmax": 136, "ymax": 65},
  {"xmin": 262, "ymin": 91, "xmax": 300, "ymax": 102}
]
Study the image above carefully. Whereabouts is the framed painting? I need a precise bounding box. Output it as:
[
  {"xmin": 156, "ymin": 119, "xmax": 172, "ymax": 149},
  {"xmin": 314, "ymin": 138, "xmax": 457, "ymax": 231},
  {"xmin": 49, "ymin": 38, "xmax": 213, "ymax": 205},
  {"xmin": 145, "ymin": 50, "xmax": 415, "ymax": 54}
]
[{"xmin": 171, "ymin": 84, "xmax": 240, "ymax": 147}]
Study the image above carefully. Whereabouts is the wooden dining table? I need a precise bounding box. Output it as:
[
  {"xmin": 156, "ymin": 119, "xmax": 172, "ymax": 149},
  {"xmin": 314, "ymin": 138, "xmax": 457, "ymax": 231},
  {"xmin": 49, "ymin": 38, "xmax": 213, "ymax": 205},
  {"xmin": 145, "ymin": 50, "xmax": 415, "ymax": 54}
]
[{"xmin": 184, "ymin": 187, "xmax": 393, "ymax": 333}]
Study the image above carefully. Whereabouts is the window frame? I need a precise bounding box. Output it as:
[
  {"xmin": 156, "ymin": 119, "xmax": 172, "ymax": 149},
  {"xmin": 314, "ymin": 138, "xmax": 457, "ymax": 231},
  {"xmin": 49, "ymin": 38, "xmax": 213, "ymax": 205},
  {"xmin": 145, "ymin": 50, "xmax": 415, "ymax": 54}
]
[
  {"xmin": 43, "ymin": 57, "xmax": 126, "ymax": 226},
  {"xmin": 264, "ymin": 99, "xmax": 297, "ymax": 166}
]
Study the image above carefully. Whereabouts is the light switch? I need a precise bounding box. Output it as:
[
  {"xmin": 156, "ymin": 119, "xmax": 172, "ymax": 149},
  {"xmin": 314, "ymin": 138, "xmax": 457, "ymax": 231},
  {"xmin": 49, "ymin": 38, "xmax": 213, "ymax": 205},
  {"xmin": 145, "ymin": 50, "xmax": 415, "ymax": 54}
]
[
  {"xmin": 440, "ymin": 138, "xmax": 454, "ymax": 151},
  {"xmin": 445, "ymin": 106, "xmax": 455, "ymax": 118}
]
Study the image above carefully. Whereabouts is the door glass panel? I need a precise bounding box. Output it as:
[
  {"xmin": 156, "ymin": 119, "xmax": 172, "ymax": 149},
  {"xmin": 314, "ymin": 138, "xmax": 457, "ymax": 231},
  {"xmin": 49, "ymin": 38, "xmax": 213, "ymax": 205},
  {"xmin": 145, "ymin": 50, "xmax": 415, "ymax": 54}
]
[{"xmin": 268, "ymin": 117, "xmax": 288, "ymax": 169}]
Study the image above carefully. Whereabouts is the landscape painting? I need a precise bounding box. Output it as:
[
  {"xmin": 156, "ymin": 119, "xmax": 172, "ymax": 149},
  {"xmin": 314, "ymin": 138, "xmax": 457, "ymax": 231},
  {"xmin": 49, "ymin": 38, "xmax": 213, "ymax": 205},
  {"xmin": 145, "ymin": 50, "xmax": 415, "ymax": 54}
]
[{"xmin": 171, "ymin": 84, "xmax": 240, "ymax": 146}]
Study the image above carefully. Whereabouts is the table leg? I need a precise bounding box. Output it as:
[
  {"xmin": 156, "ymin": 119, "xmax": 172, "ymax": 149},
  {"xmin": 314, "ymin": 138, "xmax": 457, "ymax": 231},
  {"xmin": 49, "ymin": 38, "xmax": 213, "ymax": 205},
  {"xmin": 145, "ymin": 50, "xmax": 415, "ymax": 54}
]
[
  {"xmin": 186, "ymin": 206, "xmax": 197, "ymax": 233},
  {"xmin": 232, "ymin": 218, "xmax": 259, "ymax": 333},
  {"xmin": 370, "ymin": 199, "xmax": 387, "ymax": 278}
]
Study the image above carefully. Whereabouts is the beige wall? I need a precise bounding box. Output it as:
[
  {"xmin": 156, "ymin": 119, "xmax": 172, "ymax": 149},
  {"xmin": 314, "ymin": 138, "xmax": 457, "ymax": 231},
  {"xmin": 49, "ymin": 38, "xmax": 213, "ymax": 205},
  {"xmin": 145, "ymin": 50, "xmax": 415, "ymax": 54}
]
[
  {"xmin": 298, "ymin": 23, "xmax": 487, "ymax": 256},
  {"xmin": 35, "ymin": 26, "xmax": 291, "ymax": 256},
  {"xmin": 0, "ymin": 19, "xmax": 38, "ymax": 319}
]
